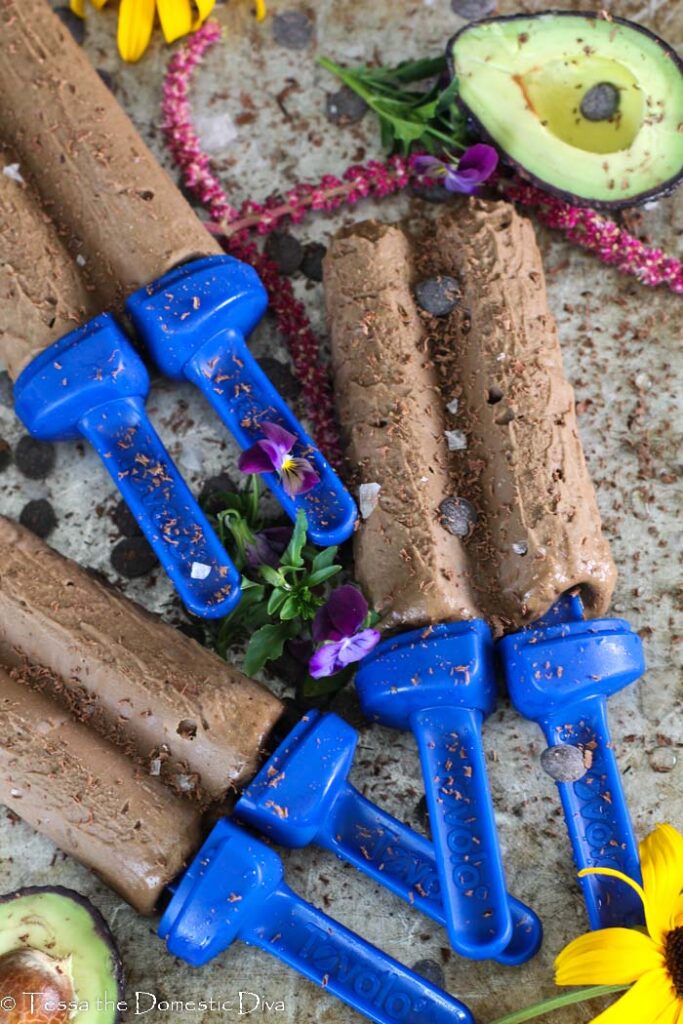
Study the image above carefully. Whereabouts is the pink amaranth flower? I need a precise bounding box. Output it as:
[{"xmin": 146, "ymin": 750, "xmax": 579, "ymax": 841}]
[
  {"xmin": 309, "ymin": 585, "xmax": 380, "ymax": 678},
  {"xmin": 239, "ymin": 422, "xmax": 319, "ymax": 498},
  {"xmin": 411, "ymin": 144, "xmax": 499, "ymax": 195}
]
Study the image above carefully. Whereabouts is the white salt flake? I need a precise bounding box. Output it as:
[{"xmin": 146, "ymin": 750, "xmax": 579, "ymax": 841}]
[
  {"xmin": 3, "ymin": 163, "xmax": 24, "ymax": 184},
  {"xmin": 359, "ymin": 482, "xmax": 381, "ymax": 519},
  {"xmin": 76, "ymin": 254, "xmax": 87, "ymax": 267},
  {"xmin": 194, "ymin": 110, "xmax": 239, "ymax": 154},
  {"xmin": 149, "ymin": 758, "xmax": 162, "ymax": 777},
  {"xmin": 512, "ymin": 541, "xmax": 528, "ymax": 556},
  {"xmin": 191, "ymin": 561, "xmax": 211, "ymax": 580},
  {"xmin": 446, "ymin": 397, "xmax": 459, "ymax": 415},
  {"xmin": 445, "ymin": 429, "xmax": 467, "ymax": 451}
]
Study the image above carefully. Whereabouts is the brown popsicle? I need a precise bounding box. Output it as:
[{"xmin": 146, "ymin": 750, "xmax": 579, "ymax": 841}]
[
  {"xmin": 0, "ymin": 0, "xmax": 221, "ymax": 316},
  {"xmin": 324, "ymin": 222, "xmax": 481, "ymax": 632},
  {"xmin": 432, "ymin": 200, "xmax": 616, "ymax": 628},
  {"xmin": 0, "ymin": 516, "xmax": 284, "ymax": 806},
  {"xmin": 0, "ymin": 154, "xmax": 96, "ymax": 379},
  {"xmin": 0, "ymin": 665, "xmax": 202, "ymax": 913},
  {"xmin": 324, "ymin": 206, "xmax": 616, "ymax": 633}
]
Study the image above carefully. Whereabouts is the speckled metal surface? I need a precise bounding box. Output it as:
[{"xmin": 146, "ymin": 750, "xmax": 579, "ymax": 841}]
[{"xmin": 0, "ymin": 1, "xmax": 681, "ymax": 1021}]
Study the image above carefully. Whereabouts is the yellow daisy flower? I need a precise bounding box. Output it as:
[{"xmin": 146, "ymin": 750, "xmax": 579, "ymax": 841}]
[
  {"xmin": 70, "ymin": 0, "xmax": 266, "ymax": 63},
  {"xmin": 556, "ymin": 823, "xmax": 683, "ymax": 1024}
]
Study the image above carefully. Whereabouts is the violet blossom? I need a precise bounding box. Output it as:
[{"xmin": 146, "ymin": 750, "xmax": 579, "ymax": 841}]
[
  {"xmin": 244, "ymin": 525, "xmax": 292, "ymax": 570},
  {"xmin": 239, "ymin": 421, "xmax": 319, "ymax": 498},
  {"xmin": 309, "ymin": 584, "xmax": 380, "ymax": 679},
  {"xmin": 411, "ymin": 144, "xmax": 499, "ymax": 195}
]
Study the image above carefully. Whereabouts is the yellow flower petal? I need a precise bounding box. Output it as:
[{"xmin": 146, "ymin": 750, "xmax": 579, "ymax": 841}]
[
  {"xmin": 69, "ymin": 0, "xmax": 86, "ymax": 17},
  {"xmin": 117, "ymin": 0, "xmax": 156, "ymax": 61},
  {"xmin": 91, "ymin": 0, "xmax": 110, "ymax": 10},
  {"xmin": 556, "ymin": 927, "xmax": 664, "ymax": 986},
  {"xmin": 157, "ymin": 0, "xmax": 193, "ymax": 42},
  {"xmin": 656, "ymin": 1000, "xmax": 683, "ymax": 1024},
  {"xmin": 254, "ymin": 0, "xmax": 267, "ymax": 20},
  {"xmin": 589, "ymin": 969, "xmax": 676, "ymax": 1024},
  {"xmin": 640, "ymin": 825, "xmax": 683, "ymax": 943},
  {"xmin": 192, "ymin": 0, "xmax": 215, "ymax": 26}
]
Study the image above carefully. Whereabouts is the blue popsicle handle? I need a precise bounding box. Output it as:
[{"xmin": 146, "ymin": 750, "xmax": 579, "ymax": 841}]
[
  {"xmin": 125, "ymin": 257, "xmax": 357, "ymax": 549},
  {"xmin": 79, "ymin": 396, "xmax": 241, "ymax": 619},
  {"xmin": 246, "ymin": 885, "xmax": 474, "ymax": 1024},
  {"xmin": 543, "ymin": 698, "xmax": 643, "ymax": 929},
  {"xmin": 411, "ymin": 705, "xmax": 512, "ymax": 960},
  {"xmin": 182, "ymin": 331, "xmax": 356, "ymax": 547},
  {"xmin": 321, "ymin": 782, "xmax": 541, "ymax": 967}
]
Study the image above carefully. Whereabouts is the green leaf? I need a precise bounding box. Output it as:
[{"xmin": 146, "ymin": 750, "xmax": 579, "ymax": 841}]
[
  {"xmin": 435, "ymin": 75, "xmax": 460, "ymax": 115},
  {"xmin": 260, "ymin": 564, "xmax": 285, "ymax": 588},
  {"xmin": 311, "ymin": 546, "xmax": 339, "ymax": 574},
  {"xmin": 281, "ymin": 509, "xmax": 308, "ymax": 569},
  {"xmin": 243, "ymin": 622, "xmax": 293, "ymax": 676},
  {"xmin": 279, "ymin": 596, "xmax": 301, "ymax": 621},
  {"xmin": 306, "ymin": 565, "xmax": 343, "ymax": 588},
  {"xmin": 302, "ymin": 665, "xmax": 354, "ymax": 698},
  {"xmin": 267, "ymin": 588, "xmax": 288, "ymax": 615}
]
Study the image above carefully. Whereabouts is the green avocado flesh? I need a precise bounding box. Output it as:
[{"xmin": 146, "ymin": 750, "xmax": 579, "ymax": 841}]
[
  {"xmin": 449, "ymin": 13, "xmax": 683, "ymax": 206},
  {"xmin": 0, "ymin": 889, "xmax": 122, "ymax": 1023}
]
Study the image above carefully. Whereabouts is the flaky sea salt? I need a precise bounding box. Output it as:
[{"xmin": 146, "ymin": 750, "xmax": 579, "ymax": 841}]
[
  {"xmin": 3, "ymin": 163, "xmax": 24, "ymax": 184},
  {"xmin": 191, "ymin": 561, "xmax": 211, "ymax": 580},
  {"xmin": 445, "ymin": 429, "xmax": 467, "ymax": 451},
  {"xmin": 358, "ymin": 482, "xmax": 381, "ymax": 519}
]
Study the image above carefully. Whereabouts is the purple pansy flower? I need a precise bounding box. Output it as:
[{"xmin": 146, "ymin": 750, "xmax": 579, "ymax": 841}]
[
  {"xmin": 411, "ymin": 144, "xmax": 498, "ymax": 195},
  {"xmin": 239, "ymin": 421, "xmax": 319, "ymax": 498},
  {"xmin": 309, "ymin": 584, "xmax": 380, "ymax": 679},
  {"xmin": 244, "ymin": 525, "xmax": 293, "ymax": 570}
]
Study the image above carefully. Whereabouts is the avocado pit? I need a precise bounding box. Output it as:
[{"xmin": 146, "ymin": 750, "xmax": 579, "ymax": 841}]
[
  {"xmin": 580, "ymin": 81, "xmax": 620, "ymax": 122},
  {"xmin": 0, "ymin": 949, "xmax": 75, "ymax": 1024}
]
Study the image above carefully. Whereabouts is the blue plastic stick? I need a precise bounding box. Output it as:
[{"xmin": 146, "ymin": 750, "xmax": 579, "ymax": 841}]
[
  {"xmin": 235, "ymin": 710, "xmax": 542, "ymax": 967},
  {"xmin": 160, "ymin": 819, "xmax": 474, "ymax": 1024},
  {"xmin": 355, "ymin": 621, "xmax": 526, "ymax": 962},
  {"xmin": 13, "ymin": 314, "xmax": 240, "ymax": 619},
  {"xmin": 499, "ymin": 594, "xmax": 645, "ymax": 929},
  {"xmin": 126, "ymin": 256, "xmax": 357, "ymax": 548}
]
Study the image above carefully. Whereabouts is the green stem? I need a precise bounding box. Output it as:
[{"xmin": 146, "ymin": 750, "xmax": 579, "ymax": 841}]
[{"xmin": 488, "ymin": 985, "xmax": 628, "ymax": 1024}]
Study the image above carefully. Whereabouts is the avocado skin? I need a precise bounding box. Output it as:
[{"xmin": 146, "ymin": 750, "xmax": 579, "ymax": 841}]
[
  {"xmin": 447, "ymin": 11, "xmax": 683, "ymax": 210},
  {"xmin": 0, "ymin": 886, "xmax": 124, "ymax": 1023}
]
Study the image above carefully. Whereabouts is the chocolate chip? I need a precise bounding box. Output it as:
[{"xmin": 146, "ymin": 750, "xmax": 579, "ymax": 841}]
[
  {"xmin": 256, "ymin": 357, "xmax": 299, "ymax": 403},
  {"xmin": 54, "ymin": 5, "xmax": 86, "ymax": 44},
  {"xmin": 325, "ymin": 87, "xmax": 367, "ymax": 126},
  {"xmin": 264, "ymin": 231, "xmax": 303, "ymax": 275},
  {"xmin": 111, "ymin": 537, "xmax": 159, "ymax": 579},
  {"xmin": 14, "ymin": 436, "xmax": 56, "ymax": 480},
  {"xmin": 19, "ymin": 499, "xmax": 57, "ymax": 540},
  {"xmin": 450, "ymin": 0, "xmax": 497, "ymax": 18},
  {"xmin": 439, "ymin": 496, "xmax": 478, "ymax": 537},
  {"xmin": 112, "ymin": 498, "xmax": 143, "ymax": 538},
  {"xmin": 0, "ymin": 439, "xmax": 10, "ymax": 474},
  {"xmin": 411, "ymin": 960, "xmax": 445, "ymax": 990},
  {"xmin": 0, "ymin": 371, "xmax": 13, "ymax": 408},
  {"xmin": 199, "ymin": 473, "xmax": 238, "ymax": 516},
  {"xmin": 414, "ymin": 276, "xmax": 460, "ymax": 317},
  {"xmin": 540, "ymin": 744, "xmax": 587, "ymax": 783},
  {"xmin": 580, "ymin": 82, "xmax": 620, "ymax": 122},
  {"xmin": 272, "ymin": 10, "xmax": 313, "ymax": 50},
  {"xmin": 300, "ymin": 242, "xmax": 327, "ymax": 282},
  {"xmin": 96, "ymin": 68, "xmax": 117, "ymax": 93}
]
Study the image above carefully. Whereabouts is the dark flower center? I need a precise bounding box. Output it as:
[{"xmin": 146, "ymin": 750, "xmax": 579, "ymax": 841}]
[{"xmin": 665, "ymin": 927, "xmax": 683, "ymax": 997}]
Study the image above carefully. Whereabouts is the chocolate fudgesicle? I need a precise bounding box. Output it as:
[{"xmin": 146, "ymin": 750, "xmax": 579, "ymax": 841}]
[
  {"xmin": 324, "ymin": 222, "xmax": 481, "ymax": 631},
  {"xmin": 0, "ymin": 666, "xmax": 202, "ymax": 913},
  {"xmin": 0, "ymin": 155, "xmax": 96, "ymax": 379},
  {"xmin": 0, "ymin": 0, "xmax": 221, "ymax": 310},
  {"xmin": 0, "ymin": 517, "xmax": 284, "ymax": 804},
  {"xmin": 432, "ymin": 201, "xmax": 615, "ymax": 626},
  {"xmin": 325, "ymin": 205, "xmax": 616, "ymax": 632}
]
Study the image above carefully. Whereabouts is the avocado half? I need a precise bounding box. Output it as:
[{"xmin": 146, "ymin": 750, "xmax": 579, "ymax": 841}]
[
  {"xmin": 0, "ymin": 887, "xmax": 123, "ymax": 1024},
  {"xmin": 447, "ymin": 11, "xmax": 683, "ymax": 208}
]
